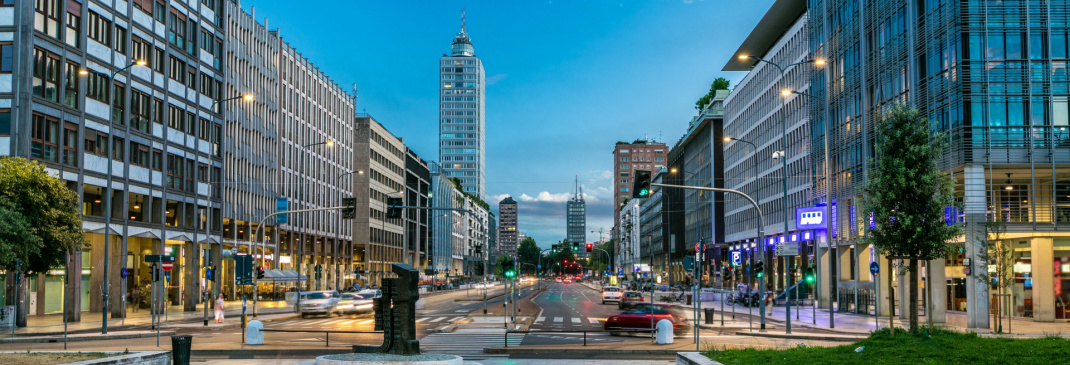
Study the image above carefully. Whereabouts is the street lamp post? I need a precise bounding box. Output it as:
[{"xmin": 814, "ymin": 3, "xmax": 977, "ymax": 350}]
[
  {"xmin": 81, "ymin": 60, "xmax": 147, "ymax": 335},
  {"xmin": 737, "ymin": 55, "xmax": 823, "ymax": 334},
  {"xmin": 202, "ymin": 94, "xmax": 253, "ymax": 326}
]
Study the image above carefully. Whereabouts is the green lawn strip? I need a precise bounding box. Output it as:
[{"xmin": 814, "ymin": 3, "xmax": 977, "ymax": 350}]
[{"xmin": 703, "ymin": 328, "xmax": 1070, "ymax": 365}]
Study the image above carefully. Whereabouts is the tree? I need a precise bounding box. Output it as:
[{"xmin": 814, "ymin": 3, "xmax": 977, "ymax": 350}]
[
  {"xmin": 695, "ymin": 77, "xmax": 730, "ymax": 110},
  {"xmin": 0, "ymin": 157, "xmax": 84, "ymax": 326},
  {"xmin": 494, "ymin": 255, "xmax": 514, "ymax": 277},
  {"xmin": 553, "ymin": 244, "xmax": 577, "ymax": 275},
  {"xmin": 590, "ymin": 240, "xmax": 615, "ymax": 274},
  {"xmin": 862, "ymin": 105, "xmax": 961, "ymax": 332},
  {"xmin": 516, "ymin": 237, "xmax": 541, "ymax": 275},
  {"xmin": 974, "ymin": 211, "xmax": 1013, "ymax": 332}
]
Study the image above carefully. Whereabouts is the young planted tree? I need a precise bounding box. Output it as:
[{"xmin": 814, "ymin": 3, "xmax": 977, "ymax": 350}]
[
  {"xmin": 0, "ymin": 157, "xmax": 84, "ymax": 326},
  {"xmin": 862, "ymin": 105, "xmax": 961, "ymax": 332}
]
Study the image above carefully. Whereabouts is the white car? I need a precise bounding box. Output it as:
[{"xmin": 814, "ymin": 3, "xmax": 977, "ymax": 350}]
[
  {"xmin": 358, "ymin": 289, "xmax": 382, "ymax": 299},
  {"xmin": 601, "ymin": 286, "xmax": 622, "ymax": 304},
  {"xmin": 299, "ymin": 290, "xmax": 341, "ymax": 317},
  {"xmin": 336, "ymin": 293, "xmax": 374, "ymax": 314}
]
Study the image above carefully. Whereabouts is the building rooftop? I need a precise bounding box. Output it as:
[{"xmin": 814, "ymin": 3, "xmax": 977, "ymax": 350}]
[{"xmin": 722, "ymin": 0, "xmax": 806, "ymax": 71}]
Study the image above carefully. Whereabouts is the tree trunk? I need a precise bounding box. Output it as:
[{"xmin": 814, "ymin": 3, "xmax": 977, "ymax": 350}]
[{"xmin": 909, "ymin": 259, "xmax": 919, "ymax": 332}]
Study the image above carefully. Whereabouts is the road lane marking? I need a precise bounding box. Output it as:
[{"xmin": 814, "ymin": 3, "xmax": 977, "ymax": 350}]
[
  {"xmin": 554, "ymin": 317, "xmax": 563, "ymax": 323},
  {"xmin": 455, "ymin": 309, "xmax": 468, "ymax": 312},
  {"xmin": 588, "ymin": 318, "xmax": 601, "ymax": 324},
  {"xmin": 450, "ymin": 317, "xmax": 464, "ymax": 322},
  {"xmin": 416, "ymin": 318, "xmax": 430, "ymax": 323},
  {"xmin": 571, "ymin": 318, "xmax": 581, "ymax": 324},
  {"xmin": 429, "ymin": 317, "xmax": 447, "ymax": 322},
  {"xmin": 341, "ymin": 320, "xmax": 356, "ymax": 325},
  {"xmin": 535, "ymin": 317, "xmax": 545, "ymax": 323},
  {"xmin": 357, "ymin": 319, "xmax": 373, "ymax": 325}
]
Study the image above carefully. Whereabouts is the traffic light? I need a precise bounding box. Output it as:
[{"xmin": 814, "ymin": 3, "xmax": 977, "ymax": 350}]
[
  {"xmin": 632, "ymin": 170, "xmax": 652, "ymax": 198},
  {"xmin": 342, "ymin": 197, "xmax": 357, "ymax": 219},
  {"xmin": 572, "ymin": 241, "xmax": 579, "ymax": 252},
  {"xmin": 754, "ymin": 261, "xmax": 765, "ymax": 278},
  {"xmin": 552, "ymin": 244, "xmax": 558, "ymax": 252},
  {"xmin": 722, "ymin": 266, "xmax": 733, "ymax": 281},
  {"xmin": 257, "ymin": 266, "xmax": 265, "ymax": 279},
  {"xmin": 585, "ymin": 243, "xmax": 593, "ymax": 252},
  {"xmin": 386, "ymin": 197, "xmax": 403, "ymax": 219},
  {"xmin": 804, "ymin": 266, "xmax": 815, "ymax": 283},
  {"xmin": 474, "ymin": 263, "xmax": 484, "ymax": 276}
]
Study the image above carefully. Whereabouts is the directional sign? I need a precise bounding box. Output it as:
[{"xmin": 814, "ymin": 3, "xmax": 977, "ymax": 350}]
[
  {"xmin": 161, "ymin": 261, "xmax": 174, "ymax": 272},
  {"xmin": 775, "ymin": 243, "xmax": 799, "ymax": 256},
  {"xmin": 870, "ymin": 262, "xmax": 880, "ymax": 275}
]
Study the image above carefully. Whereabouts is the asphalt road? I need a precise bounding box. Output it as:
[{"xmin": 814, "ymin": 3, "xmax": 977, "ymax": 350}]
[{"xmin": 523, "ymin": 282, "xmax": 652, "ymax": 346}]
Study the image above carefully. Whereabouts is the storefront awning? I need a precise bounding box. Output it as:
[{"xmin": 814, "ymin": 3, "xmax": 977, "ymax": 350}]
[{"xmin": 261, "ymin": 269, "xmax": 306, "ymax": 283}]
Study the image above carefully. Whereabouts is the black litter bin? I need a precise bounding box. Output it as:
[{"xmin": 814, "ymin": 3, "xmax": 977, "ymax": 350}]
[
  {"xmin": 171, "ymin": 335, "xmax": 192, "ymax": 365},
  {"xmin": 704, "ymin": 308, "xmax": 715, "ymax": 324}
]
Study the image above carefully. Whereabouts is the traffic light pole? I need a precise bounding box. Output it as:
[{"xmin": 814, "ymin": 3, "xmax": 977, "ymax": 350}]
[{"xmin": 649, "ymin": 182, "xmax": 767, "ymax": 330}]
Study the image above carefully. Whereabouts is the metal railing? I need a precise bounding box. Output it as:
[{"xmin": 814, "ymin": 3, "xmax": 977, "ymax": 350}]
[
  {"xmin": 503, "ymin": 329, "xmax": 654, "ymax": 347},
  {"xmin": 259, "ymin": 328, "xmax": 382, "ymax": 347}
]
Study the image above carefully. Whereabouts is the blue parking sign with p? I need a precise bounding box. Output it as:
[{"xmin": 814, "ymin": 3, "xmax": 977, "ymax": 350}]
[{"xmin": 731, "ymin": 251, "xmax": 742, "ymax": 266}]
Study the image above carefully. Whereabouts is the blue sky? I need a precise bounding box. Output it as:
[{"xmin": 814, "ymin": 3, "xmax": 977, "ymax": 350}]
[{"xmin": 243, "ymin": 0, "xmax": 773, "ymax": 248}]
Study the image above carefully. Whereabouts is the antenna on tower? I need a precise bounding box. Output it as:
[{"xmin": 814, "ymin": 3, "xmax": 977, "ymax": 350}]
[{"xmin": 460, "ymin": 8, "xmax": 467, "ymax": 35}]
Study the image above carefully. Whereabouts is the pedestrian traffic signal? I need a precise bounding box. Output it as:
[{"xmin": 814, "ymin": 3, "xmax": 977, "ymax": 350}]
[
  {"xmin": 342, "ymin": 197, "xmax": 357, "ymax": 219},
  {"xmin": 585, "ymin": 243, "xmax": 593, "ymax": 252},
  {"xmin": 805, "ymin": 265, "xmax": 815, "ymax": 283},
  {"xmin": 386, "ymin": 197, "xmax": 403, "ymax": 219},
  {"xmin": 632, "ymin": 170, "xmax": 652, "ymax": 198},
  {"xmin": 754, "ymin": 261, "xmax": 765, "ymax": 278}
]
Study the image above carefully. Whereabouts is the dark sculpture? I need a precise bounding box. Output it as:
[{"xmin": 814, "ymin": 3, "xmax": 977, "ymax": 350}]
[{"xmin": 354, "ymin": 263, "xmax": 420, "ymax": 355}]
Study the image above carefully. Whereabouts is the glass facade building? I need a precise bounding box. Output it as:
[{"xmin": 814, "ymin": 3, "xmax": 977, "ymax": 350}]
[{"xmin": 439, "ymin": 17, "xmax": 486, "ymax": 200}]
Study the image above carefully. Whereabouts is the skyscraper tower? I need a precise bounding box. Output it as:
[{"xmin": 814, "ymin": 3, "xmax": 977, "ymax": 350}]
[
  {"xmin": 439, "ymin": 10, "xmax": 487, "ymax": 199},
  {"xmin": 567, "ymin": 176, "xmax": 587, "ymax": 256}
]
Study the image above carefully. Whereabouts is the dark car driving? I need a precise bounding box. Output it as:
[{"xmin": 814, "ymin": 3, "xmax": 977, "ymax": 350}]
[
  {"xmin": 618, "ymin": 291, "xmax": 645, "ymax": 310},
  {"xmin": 604, "ymin": 303, "xmax": 690, "ymax": 336}
]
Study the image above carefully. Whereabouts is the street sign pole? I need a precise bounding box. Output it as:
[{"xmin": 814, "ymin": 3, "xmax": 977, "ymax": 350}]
[{"xmin": 871, "ymin": 261, "xmax": 880, "ymax": 331}]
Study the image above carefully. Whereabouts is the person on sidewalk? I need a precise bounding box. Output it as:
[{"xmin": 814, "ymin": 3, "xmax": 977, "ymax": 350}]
[
  {"xmin": 766, "ymin": 292, "xmax": 774, "ymax": 315},
  {"xmin": 214, "ymin": 293, "xmax": 225, "ymax": 323}
]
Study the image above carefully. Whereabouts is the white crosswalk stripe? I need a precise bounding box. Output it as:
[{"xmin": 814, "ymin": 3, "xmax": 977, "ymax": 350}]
[
  {"xmin": 357, "ymin": 319, "xmax": 373, "ymax": 325},
  {"xmin": 429, "ymin": 317, "xmax": 447, "ymax": 323},
  {"xmin": 450, "ymin": 317, "xmax": 464, "ymax": 322},
  {"xmin": 571, "ymin": 318, "xmax": 581, "ymax": 324},
  {"xmin": 416, "ymin": 317, "xmax": 429, "ymax": 323},
  {"xmin": 553, "ymin": 317, "xmax": 563, "ymax": 323},
  {"xmin": 535, "ymin": 317, "xmax": 545, "ymax": 323},
  {"xmin": 419, "ymin": 330, "xmax": 520, "ymax": 358},
  {"xmin": 588, "ymin": 318, "xmax": 600, "ymax": 324}
]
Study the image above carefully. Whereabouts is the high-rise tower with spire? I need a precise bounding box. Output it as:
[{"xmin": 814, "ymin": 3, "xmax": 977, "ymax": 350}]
[
  {"xmin": 567, "ymin": 175, "xmax": 587, "ymax": 256},
  {"xmin": 439, "ymin": 9, "xmax": 487, "ymax": 199}
]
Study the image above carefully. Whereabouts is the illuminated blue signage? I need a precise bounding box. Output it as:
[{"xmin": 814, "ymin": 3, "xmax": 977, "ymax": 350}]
[{"xmin": 796, "ymin": 206, "xmax": 828, "ymax": 229}]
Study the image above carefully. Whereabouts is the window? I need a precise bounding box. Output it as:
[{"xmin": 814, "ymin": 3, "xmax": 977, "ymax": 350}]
[
  {"xmin": 168, "ymin": 10, "xmax": 186, "ymax": 49},
  {"xmin": 197, "ymin": 163, "xmax": 208, "ymax": 183},
  {"xmin": 131, "ymin": 36, "xmax": 150, "ymax": 65},
  {"xmin": 200, "ymin": 30, "xmax": 213, "ymax": 54},
  {"xmin": 168, "ymin": 56, "xmax": 184, "ymax": 83},
  {"xmin": 34, "ymin": 0, "xmax": 61, "ymax": 39},
  {"xmin": 151, "ymin": 149, "xmax": 162, "ymax": 171},
  {"xmin": 186, "ymin": 20, "xmax": 197, "ymax": 55},
  {"xmin": 111, "ymin": 137, "xmax": 123, "ymax": 162},
  {"xmin": 131, "ymin": 142, "xmax": 150, "ymax": 167},
  {"xmin": 197, "ymin": 118, "xmax": 210, "ymax": 141},
  {"xmin": 153, "ymin": 48, "xmax": 164, "ymax": 73},
  {"xmin": 152, "ymin": 98, "xmax": 163, "ymax": 125},
  {"xmin": 32, "ymin": 48, "xmax": 60, "ymax": 102},
  {"xmin": 87, "ymin": 11, "xmax": 110, "ymax": 46},
  {"xmin": 619, "ymin": 164, "xmax": 630, "ymax": 169},
  {"xmin": 63, "ymin": 62, "xmax": 78, "ymax": 108},
  {"xmin": 168, "ymin": 105, "xmax": 185, "ymax": 131},
  {"xmin": 112, "ymin": 81, "xmax": 124, "ymax": 124},
  {"xmin": 212, "ymin": 124, "xmax": 221, "ymax": 156},
  {"xmin": 65, "ymin": 1, "xmax": 80, "ymax": 48},
  {"xmin": 61, "ymin": 122, "xmax": 76, "ymax": 167},
  {"xmin": 113, "ymin": 25, "xmax": 127, "ymax": 54},
  {"xmin": 152, "ymin": 0, "xmax": 166, "ymax": 23},
  {"xmin": 186, "ymin": 112, "xmax": 195, "ymax": 134},
  {"xmin": 185, "ymin": 67, "xmax": 195, "ymax": 89},
  {"xmin": 0, "ymin": 43, "xmax": 11, "ymax": 73},
  {"xmin": 132, "ymin": 0, "xmax": 152, "ymax": 14},
  {"xmin": 31, "ymin": 113, "xmax": 59, "ymax": 162},
  {"xmin": 0, "ymin": 109, "xmax": 10, "ymax": 136},
  {"xmin": 86, "ymin": 71, "xmax": 108, "ymax": 102},
  {"xmin": 130, "ymin": 91, "xmax": 151, "ymax": 134},
  {"xmin": 84, "ymin": 130, "xmax": 106, "ymax": 156}
]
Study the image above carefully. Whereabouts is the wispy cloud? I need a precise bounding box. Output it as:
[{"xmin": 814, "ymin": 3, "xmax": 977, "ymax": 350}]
[{"xmin": 486, "ymin": 74, "xmax": 508, "ymax": 86}]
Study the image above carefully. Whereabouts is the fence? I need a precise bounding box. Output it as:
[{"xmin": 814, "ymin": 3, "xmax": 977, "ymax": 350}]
[
  {"xmin": 259, "ymin": 329, "xmax": 382, "ymax": 347},
  {"xmin": 503, "ymin": 329, "xmax": 653, "ymax": 347}
]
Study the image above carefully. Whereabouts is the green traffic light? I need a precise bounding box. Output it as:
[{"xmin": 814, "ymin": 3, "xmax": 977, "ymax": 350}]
[
  {"xmin": 638, "ymin": 189, "xmax": 649, "ymax": 197},
  {"xmin": 806, "ymin": 275, "xmax": 814, "ymax": 283},
  {"xmin": 756, "ymin": 272, "xmax": 764, "ymax": 278},
  {"xmin": 505, "ymin": 270, "xmax": 516, "ymax": 278}
]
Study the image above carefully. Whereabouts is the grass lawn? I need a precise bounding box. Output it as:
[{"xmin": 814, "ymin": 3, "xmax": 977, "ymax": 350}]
[
  {"xmin": 0, "ymin": 352, "xmax": 111, "ymax": 365},
  {"xmin": 704, "ymin": 328, "xmax": 1070, "ymax": 365}
]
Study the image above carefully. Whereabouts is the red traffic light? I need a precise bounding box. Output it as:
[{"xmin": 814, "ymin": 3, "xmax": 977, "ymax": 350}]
[{"xmin": 585, "ymin": 243, "xmax": 593, "ymax": 252}]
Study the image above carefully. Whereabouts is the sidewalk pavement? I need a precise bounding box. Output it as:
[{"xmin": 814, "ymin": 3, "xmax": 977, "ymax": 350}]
[
  {"xmin": 666, "ymin": 290, "xmax": 1070, "ymax": 337},
  {"xmin": 14, "ymin": 300, "xmax": 294, "ymax": 335}
]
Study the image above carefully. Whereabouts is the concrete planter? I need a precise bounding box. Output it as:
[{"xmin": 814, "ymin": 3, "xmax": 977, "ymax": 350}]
[
  {"xmin": 676, "ymin": 352, "xmax": 723, "ymax": 365},
  {"xmin": 0, "ymin": 351, "xmax": 173, "ymax": 365},
  {"xmin": 314, "ymin": 353, "xmax": 462, "ymax": 365}
]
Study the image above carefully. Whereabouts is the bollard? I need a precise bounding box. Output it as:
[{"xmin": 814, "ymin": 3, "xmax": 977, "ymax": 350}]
[
  {"xmin": 704, "ymin": 308, "xmax": 715, "ymax": 324},
  {"xmin": 170, "ymin": 335, "xmax": 193, "ymax": 365}
]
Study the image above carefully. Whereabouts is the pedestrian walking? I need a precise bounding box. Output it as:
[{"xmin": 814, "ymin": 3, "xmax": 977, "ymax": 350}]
[
  {"xmin": 766, "ymin": 292, "xmax": 774, "ymax": 315},
  {"xmin": 214, "ymin": 293, "xmax": 225, "ymax": 323}
]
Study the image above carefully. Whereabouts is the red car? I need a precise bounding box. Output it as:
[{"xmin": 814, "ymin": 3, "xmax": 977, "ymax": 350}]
[{"xmin": 604, "ymin": 303, "xmax": 690, "ymax": 336}]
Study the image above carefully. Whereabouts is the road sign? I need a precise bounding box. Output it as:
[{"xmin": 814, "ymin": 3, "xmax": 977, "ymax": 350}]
[
  {"xmin": 775, "ymin": 243, "xmax": 799, "ymax": 256},
  {"xmin": 276, "ymin": 197, "xmax": 289, "ymax": 224},
  {"xmin": 161, "ymin": 261, "xmax": 173, "ymax": 272},
  {"xmin": 870, "ymin": 262, "xmax": 879, "ymax": 275},
  {"xmin": 537, "ymin": 264, "xmax": 541, "ymax": 269},
  {"xmin": 695, "ymin": 243, "xmax": 702, "ymax": 252},
  {"xmin": 120, "ymin": 268, "xmax": 128, "ymax": 279},
  {"xmin": 145, "ymin": 255, "xmax": 174, "ymax": 263},
  {"xmin": 731, "ymin": 251, "xmax": 742, "ymax": 265},
  {"xmin": 242, "ymin": 296, "xmax": 247, "ymax": 313}
]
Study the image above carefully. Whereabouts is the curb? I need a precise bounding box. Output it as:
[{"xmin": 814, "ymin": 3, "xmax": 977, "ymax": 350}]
[
  {"xmin": 191, "ymin": 348, "xmax": 353, "ymax": 357},
  {"xmin": 483, "ymin": 347, "xmax": 680, "ymax": 356},
  {"xmin": 733, "ymin": 331, "xmax": 865, "ymax": 342},
  {"xmin": 0, "ymin": 331, "xmax": 178, "ymax": 344}
]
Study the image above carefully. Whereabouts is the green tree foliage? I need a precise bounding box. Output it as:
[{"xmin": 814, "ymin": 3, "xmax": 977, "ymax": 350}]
[
  {"xmin": 494, "ymin": 255, "xmax": 514, "ymax": 277},
  {"xmin": 552, "ymin": 243, "xmax": 577, "ymax": 275},
  {"xmin": 695, "ymin": 77, "xmax": 730, "ymax": 109},
  {"xmin": 0, "ymin": 157, "xmax": 83, "ymax": 275},
  {"xmin": 590, "ymin": 240, "xmax": 615, "ymax": 273},
  {"xmin": 862, "ymin": 105, "xmax": 961, "ymax": 332},
  {"xmin": 516, "ymin": 237, "xmax": 541, "ymax": 274}
]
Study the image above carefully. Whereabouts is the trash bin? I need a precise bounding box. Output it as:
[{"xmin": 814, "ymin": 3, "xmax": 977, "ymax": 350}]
[
  {"xmin": 704, "ymin": 308, "xmax": 715, "ymax": 324},
  {"xmin": 686, "ymin": 293, "xmax": 693, "ymax": 305},
  {"xmin": 171, "ymin": 335, "xmax": 192, "ymax": 365}
]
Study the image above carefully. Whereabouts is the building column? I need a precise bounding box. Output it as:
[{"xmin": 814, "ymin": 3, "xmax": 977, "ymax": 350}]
[
  {"xmin": 877, "ymin": 252, "xmax": 892, "ymax": 316},
  {"xmin": 929, "ymin": 259, "xmax": 947, "ymax": 323},
  {"xmin": 963, "ymin": 165, "xmax": 990, "ymax": 330},
  {"xmin": 108, "ymin": 234, "xmax": 124, "ymax": 318},
  {"xmin": 817, "ymin": 238, "xmax": 831, "ymax": 309},
  {"xmin": 66, "ymin": 249, "xmax": 82, "ymax": 322},
  {"xmin": 210, "ymin": 243, "xmax": 221, "ymax": 309},
  {"xmin": 1031, "ymin": 237, "xmax": 1055, "ymax": 322},
  {"xmin": 183, "ymin": 240, "xmax": 199, "ymax": 312}
]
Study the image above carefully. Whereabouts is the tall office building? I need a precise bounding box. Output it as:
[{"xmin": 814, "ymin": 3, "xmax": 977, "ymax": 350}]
[
  {"xmin": 438, "ymin": 11, "xmax": 486, "ymax": 199},
  {"xmin": 611, "ymin": 141, "xmax": 667, "ymax": 237},
  {"xmin": 498, "ymin": 196, "xmax": 518, "ymax": 255},
  {"xmin": 567, "ymin": 176, "xmax": 586, "ymax": 254}
]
